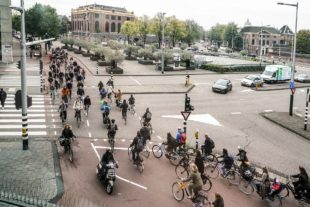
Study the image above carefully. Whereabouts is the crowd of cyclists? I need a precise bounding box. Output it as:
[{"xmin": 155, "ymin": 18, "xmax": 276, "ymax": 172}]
[{"xmin": 45, "ymin": 46, "xmax": 309, "ymax": 207}]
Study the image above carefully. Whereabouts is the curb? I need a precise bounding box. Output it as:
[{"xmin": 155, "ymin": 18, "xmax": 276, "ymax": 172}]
[
  {"xmin": 49, "ymin": 140, "xmax": 64, "ymax": 204},
  {"xmin": 257, "ymin": 84, "xmax": 310, "ymax": 91},
  {"xmin": 121, "ymin": 84, "xmax": 195, "ymax": 95},
  {"xmin": 260, "ymin": 112, "xmax": 310, "ymax": 141}
]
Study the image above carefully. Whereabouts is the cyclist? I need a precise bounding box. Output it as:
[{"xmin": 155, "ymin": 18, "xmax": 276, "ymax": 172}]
[
  {"xmin": 291, "ymin": 166, "xmax": 309, "ymax": 199},
  {"xmin": 254, "ymin": 167, "xmax": 271, "ymax": 198},
  {"xmin": 98, "ymin": 81, "xmax": 104, "ymax": 92},
  {"xmin": 81, "ymin": 68, "xmax": 86, "ymax": 81},
  {"xmin": 77, "ymin": 86, "xmax": 85, "ymax": 99},
  {"xmin": 77, "ymin": 81, "xmax": 84, "ymax": 89},
  {"xmin": 165, "ymin": 132, "xmax": 179, "ymax": 153},
  {"xmin": 107, "ymin": 119, "xmax": 118, "ymax": 143},
  {"xmin": 121, "ymin": 100, "xmax": 128, "ymax": 120},
  {"xmin": 101, "ymin": 100, "xmax": 111, "ymax": 124},
  {"xmin": 58, "ymin": 100, "xmax": 68, "ymax": 123},
  {"xmin": 203, "ymin": 133, "xmax": 215, "ymax": 158},
  {"xmin": 142, "ymin": 108, "xmax": 152, "ymax": 126},
  {"xmin": 61, "ymin": 86, "xmax": 69, "ymax": 103},
  {"xmin": 129, "ymin": 131, "xmax": 144, "ymax": 163},
  {"xmin": 73, "ymin": 96, "xmax": 83, "ymax": 119},
  {"xmin": 83, "ymin": 95, "xmax": 91, "ymax": 115},
  {"xmin": 236, "ymin": 146, "xmax": 251, "ymax": 177},
  {"xmin": 195, "ymin": 151, "xmax": 206, "ymax": 182},
  {"xmin": 181, "ymin": 163, "xmax": 203, "ymax": 199},
  {"xmin": 114, "ymin": 89, "xmax": 122, "ymax": 107},
  {"xmin": 128, "ymin": 94, "xmax": 135, "ymax": 111},
  {"xmin": 60, "ymin": 124, "xmax": 76, "ymax": 152},
  {"xmin": 107, "ymin": 77, "xmax": 114, "ymax": 89},
  {"xmin": 66, "ymin": 80, "xmax": 73, "ymax": 99},
  {"xmin": 218, "ymin": 148, "xmax": 234, "ymax": 177},
  {"xmin": 209, "ymin": 193, "xmax": 224, "ymax": 207}
]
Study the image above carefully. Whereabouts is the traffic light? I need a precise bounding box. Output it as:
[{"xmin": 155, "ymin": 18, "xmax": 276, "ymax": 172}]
[
  {"xmin": 15, "ymin": 90, "xmax": 22, "ymax": 109},
  {"xmin": 17, "ymin": 60, "xmax": 21, "ymax": 69},
  {"xmin": 14, "ymin": 90, "xmax": 32, "ymax": 109},
  {"xmin": 185, "ymin": 93, "xmax": 194, "ymax": 112}
]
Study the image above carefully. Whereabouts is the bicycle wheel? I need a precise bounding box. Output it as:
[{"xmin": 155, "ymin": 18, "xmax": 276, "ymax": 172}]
[
  {"xmin": 169, "ymin": 153, "xmax": 182, "ymax": 166},
  {"xmin": 68, "ymin": 146, "xmax": 73, "ymax": 162},
  {"xmin": 137, "ymin": 162, "xmax": 144, "ymax": 173},
  {"xmin": 227, "ymin": 170, "xmax": 240, "ymax": 186},
  {"xmin": 110, "ymin": 139, "xmax": 115, "ymax": 153},
  {"xmin": 128, "ymin": 147, "xmax": 133, "ymax": 161},
  {"xmin": 202, "ymin": 176, "xmax": 212, "ymax": 191},
  {"xmin": 152, "ymin": 145, "xmax": 163, "ymax": 158},
  {"xmin": 266, "ymin": 195, "xmax": 282, "ymax": 207},
  {"xmin": 172, "ymin": 182, "xmax": 184, "ymax": 201},
  {"xmin": 238, "ymin": 179, "xmax": 254, "ymax": 195},
  {"xmin": 142, "ymin": 147, "xmax": 150, "ymax": 158},
  {"xmin": 205, "ymin": 164, "xmax": 219, "ymax": 179},
  {"xmin": 175, "ymin": 165, "xmax": 189, "ymax": 179},
  {"xmin": 279, "ymin": 185, "xmax": 289, "ymax": 198},
  {"xmin": 205, "ymin": 154, "xmax": 217, "ymax": 163}
]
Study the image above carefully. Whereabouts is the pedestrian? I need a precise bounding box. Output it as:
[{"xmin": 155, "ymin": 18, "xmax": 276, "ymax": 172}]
[
  {"xmin": 0, "ymin": 88, "xmax": 7, "ymax": 109},
  {"xmin": 209, "ymin": 192, "xmax": 224, "ymax": 207}
]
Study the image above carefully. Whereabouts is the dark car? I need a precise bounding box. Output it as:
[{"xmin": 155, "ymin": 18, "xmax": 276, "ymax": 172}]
[
  {"xmin": 212, "ymin": 79, "xmax": 232, "ymax": 93},
  {"xmin": 295, "ymin": 74, "xmax": 310, "ymax": 83}
]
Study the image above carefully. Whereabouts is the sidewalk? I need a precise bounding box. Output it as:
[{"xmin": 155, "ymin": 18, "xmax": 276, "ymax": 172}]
[
  {"xmin": 0, "ymin": 140, "xmax": 63, "ymax": 205},
  {"xmin": 261, "ymin": 111, "xmax": 310, "ymax": 141},
  {"xmin": 257, "ymin": 82, "xmax": 310, "ymax": 91}
]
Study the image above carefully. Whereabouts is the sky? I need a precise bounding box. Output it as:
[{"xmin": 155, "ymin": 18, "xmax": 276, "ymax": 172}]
[{"xmin": 11, "ymin": 0, "xmax": 310, "ymax": 31}]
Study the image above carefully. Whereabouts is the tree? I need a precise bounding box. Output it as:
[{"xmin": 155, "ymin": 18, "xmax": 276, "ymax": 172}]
[
  {"xmin": 107, "ymin": 40, "xmax": 123, "ymax": 50},
  {"xmin": 104, "ymin": 48, "xmax": 124, "ymax": 69},
  {"xmin": 59, "ymin": 15, "xmax": 70, "ymax": 35},
  {"xmin": 181, "ymin": 51, "xmax": 194, "ymax": 69},
  {"xmin": 182, "ymin": 20, "xmax": 203, "ymax": 46},
  {"xmin": 155, "ymin": 50, "xmax": 173, "ymax": 66},
  {"xmin": 166, "ymin": 16, "xmax": 186, "ymax": 47},
  {"xmin": 12, "ymin": 14, "xmax": 21, "ymax": 32},
  {"xmin": 297, "ymin": 30, "xmax": 310, "ymax": 54},
  {"xmin": 222, "ymin": 22, "xmax": 238, "ymax": 48},
  {"xmin": 138, "ymin": 48, "xmax": 154, "ymax": 60},
  {"xmin": 120, "ymin": 21, "xmax": 138, "ymax": 44},
  {"xmin": 25, "ymin": 3, "xmax": 61, "ymax": 38},
  {"xmin": 124, "ymin": 45, "xmax": 140, "ymax": 58},
  {"xmin": 208, "ymin": 24, "xmax": 226, "ymax": 47},
  {"xmin": 149, "ymin": 13, "xmax": 166, "ymax": 49},
  {"xmin": 136, "ymin": 15, "xmax": 150, "ymax": 47}
]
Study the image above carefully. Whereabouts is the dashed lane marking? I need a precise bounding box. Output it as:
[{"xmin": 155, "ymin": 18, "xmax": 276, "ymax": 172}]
[
  {"xmin": 129, "ymin": 76, "xmax": 142, "ymax": 86},
  {"xmin": 90, "ymin": 143, "xmax": 148, "ymax": 190},
  {"xmin": 157, "ymin": 135, "xmax": 162, "ymax": 140},
  {"xmin": 231, "ymin": 112, "xmax": 242, "ymax": 115},
  {"xmin": 264, "ymin": 110, "xmax": 273, "ymax": 113}
]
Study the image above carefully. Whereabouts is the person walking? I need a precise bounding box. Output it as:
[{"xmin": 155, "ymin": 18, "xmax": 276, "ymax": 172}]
[{"xmin": 0, "ymin": 88, "xmax": 7, "ymax": 109}]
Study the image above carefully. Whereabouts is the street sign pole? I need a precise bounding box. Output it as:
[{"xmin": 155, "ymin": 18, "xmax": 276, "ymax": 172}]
[{"xmin": 289, "ymin": 81, "xmax": 295, "ymax": 116}]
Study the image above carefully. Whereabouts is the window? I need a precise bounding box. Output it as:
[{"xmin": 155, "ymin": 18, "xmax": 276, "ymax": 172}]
[
  {"xmin": 105, "ymin": 15, "xmax": 109, "ymax": 19},
  {"xmin": 266, "ymin": 40, "xmax": 269, "ymax": 45},
  {"xmin": 118, "ymin": 23, "xmax": 121, "ymax": 33},
  {"xmin": 95, "ymin": 13, "xmax": 99, "ymax": 18},
  {"xmin": 111, "ymin": 22, "xmax": 116, "ymax": 32},
  {"xmin": 111, "ymin": 15, "xmax": 116, "ymax": 20},
  {"xmin": 118, "ymin": 16, "xmax": 121, "ymax": 20},
  {"xmin": 95, "ymin": 21, "xmax": 99, "ymax": 32},
  {"xmin": 126, "ymin": 17, "xmax": 130, "ymax": 21},
  {"xmin": 252, "ymin": 39, "xmax": 255, "ymax": 45},
  {"xmin": 252, "ymin": 34, "xmax": 255, "ymax": 37},
  {"xmin": 273, "ymin": 41, "xmax": 277, "ymax": 45},
  {"xmin": 105, "ymin": 22, "xmax": 109, "ymax": 32},
  {"xmin": 262, "ymin": 40, "xmax": 265, "ymax": 46}
]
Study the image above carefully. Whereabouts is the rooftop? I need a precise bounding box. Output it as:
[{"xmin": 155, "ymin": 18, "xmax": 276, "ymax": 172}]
[
  {"xmin": 75, "ymin": 4, "xmax": 128, "ymax": 13},
  {"xmin": 240, "ymin": 26, "xmax": 280, "ymax": 34}
]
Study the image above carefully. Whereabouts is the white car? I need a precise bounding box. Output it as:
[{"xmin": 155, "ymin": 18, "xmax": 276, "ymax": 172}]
[{"xmin": 241, "ymin": 75, "xmax": 264, "ymax": 87}]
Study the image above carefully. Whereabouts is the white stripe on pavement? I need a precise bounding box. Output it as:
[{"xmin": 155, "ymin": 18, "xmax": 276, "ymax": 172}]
[
  {"xmin": 0, "ymin": 125, "xmax": 47, "ymax": 129},
  {"xmin": 129, "ymin": 76, "xmax": 142, "ymax": 85},
  {"xmin": 0, "ymin": 131, "xmax": 47, "ymax": 136},
  {"xmin": 0, "ymin": 114, "xmax": 45, "ymax": 117},
  {"xmin": 231, "ymin": 112, "xmax": 242, "ymax": 115},
  {"xmin": 157, "ymin": 135, "xmax": 163, "ymax": 140},
  {"xmin": 6, "ymin": 101, "xmax": 45, "ymax": 104},
  {"xmin": 0, "ymin": 119, "xmax": 59, "ymax": 123},
  {"xmin": 264, "ymin": 110, "xmax": 273, "ymax": 113}
]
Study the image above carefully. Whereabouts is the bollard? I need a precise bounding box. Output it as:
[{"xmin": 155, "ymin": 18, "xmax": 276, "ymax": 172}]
[
  {"xmin": 195, "ymin": 129, "xmax": 199, "ymax": 150},
  {"xmin": 96, "ymin": 63, "xmax": 98, "ymax": 75},
  {"xmin": 256, "ymin": 83, "xmax": 259, "ymax": 90}
]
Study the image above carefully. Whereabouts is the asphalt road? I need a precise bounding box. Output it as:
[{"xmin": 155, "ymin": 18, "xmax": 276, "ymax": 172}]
[{"xmin": 55, "ymin": 54, "xmax": 309, "ymax": 206}]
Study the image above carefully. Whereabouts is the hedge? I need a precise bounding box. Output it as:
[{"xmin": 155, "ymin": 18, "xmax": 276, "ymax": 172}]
[
  {"xmin": 138, "ymin": 59, "xmax": 154, "ymax": 65},
  {"xmin": 201, "ymin": 64, "xmax": 266, "ymax": 73}
]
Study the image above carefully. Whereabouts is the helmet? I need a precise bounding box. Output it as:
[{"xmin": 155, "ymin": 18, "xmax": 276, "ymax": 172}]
[
  {"xmin": 205, "ymin": 133, "xmax": 208, "ymax": 138},
  {"xmin": 111, "ymin": 119, "xmax": 115, "ymax": 123}
]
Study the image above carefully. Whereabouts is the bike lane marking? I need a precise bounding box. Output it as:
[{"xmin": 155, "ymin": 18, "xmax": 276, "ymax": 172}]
[
  {"xmin": 90, "ymin": 143, "xmax": 148, "ymax": 190},
  {"xmin": 129, "ymin": 76, "xmax": 142, "ymax": 86}
]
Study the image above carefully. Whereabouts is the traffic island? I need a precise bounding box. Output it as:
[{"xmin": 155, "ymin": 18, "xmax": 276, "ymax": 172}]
[
  {"xmin": 106, "ymin": 67, "xmax": 124, "ymax": 74},
  {"xmin": 256, "ymin": 82, "xmax": 310, "ymax": 91},
  {"xmin": 261, "ymin": 111, "xmax": 310, "ymax": 140}
]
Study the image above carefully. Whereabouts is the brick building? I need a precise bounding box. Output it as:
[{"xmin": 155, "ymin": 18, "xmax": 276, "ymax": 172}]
[{"xmin": 71, "ymin": 4, "xmax": 135, "ymax": 34}]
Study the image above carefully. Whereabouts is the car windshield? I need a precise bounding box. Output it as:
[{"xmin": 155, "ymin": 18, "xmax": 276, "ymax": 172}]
[
  {"xmin": 215, "ymin": 79, "xmax": 228, "ymax": 86},
  {"xmin": 263, "ymin": 70, "xmax": 274, "ymax": 76},
  {"xmin": 245, "ymin": 75, "xmax": 256, "ymax": 80}
]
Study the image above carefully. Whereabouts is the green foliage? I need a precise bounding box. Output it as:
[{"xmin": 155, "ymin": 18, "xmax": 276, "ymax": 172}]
[
  {"xmin": 149, "ymin": 13, "xmax": 166, "ymax": 49},
  {"xmin": 207, "ymin": 24, "xmax": 226, "ymax": 47},
  {"xmin": 137, "ymin": 15, "xmax": 150, "ymax": 47},
  {"xmin": 107, "ymin": 40, "xmax": 123, "ymax": 50},
  {"xmin": 222, "ymin": 22, "xmax": 238, "ymax": 48},
  {"xmin": 182, "ymin": 20, "xmax": 204, "ymax": 46},
  {"xmin": 120, "ymin": 21, "xmax": 138, "ymax": 44},
  {"xmin": 180, "ymin": 43, "xmax": 188, "ymax": 50},
  {"xmin": 225, "ymin": 48, "xmax": 233, "ymax": 53},
  {"xmin": 138, "ymin": 48, "xmax": 154, "ymax": 60},
  {"xmin": 240, "ymin": 50, "xmax": 248, "ymax": 56},
  {"xmin": 166, "ymin": 16, "xmax": 186, "ymax": 47},
  {"xmin": 297, "ymin": 30, "xmax": 310, "ymax": 54},
  {"xmin": 59, "ymin": 15, "xmax": 70, "ymax": 34},
  {"xmin": 25, "ymin": 3, "xmax": 61, "ymax": 38},
  {"xmin": 12, "ymin": 14, "xmax": 21, "ymax": 32},
  {"xmin": 124, "ymin": 45, "xmax": 140, "ymax": 57},
  {"xmin": 104, "ymin": 48, "xmax": 124, "ymax": 64},
  {"xmin": 180, "ymin": 51, "xmax": 194, "ymax": 61},
  {"xmin": 155, "ymin": 49, "xmax": 173, "ymax": 62},
  {"xmin": 201, "ymin": 64, "xmax": 264, "ymax": 73}
]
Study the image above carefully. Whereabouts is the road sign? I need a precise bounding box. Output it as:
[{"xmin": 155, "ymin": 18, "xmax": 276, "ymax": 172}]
[
  {"xmin": 289, "ymin": 81, "xmax": 295, "ymax": 89},
  {"xmin": 181, "ymin": 111, "xmax": 191, "ymax": 121}
]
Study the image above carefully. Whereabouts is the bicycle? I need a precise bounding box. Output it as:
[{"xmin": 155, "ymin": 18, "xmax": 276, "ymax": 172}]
[
  {"xmin": 140, "ymin": 118, "xmax": 153, "ymax": 134},
  {"xmin": 76, "ymin": 110, "xmax": 82, "ymax": 128},
  {"xmin": 59, "ymin": 137, "xmax": 74, "ymax": 162},
  {"xmin": 128, "ymin": 104, "xmax": 135, "ymax": 115},
  {"xmin": 172, "ymin": 180, "xmax": 209, "ymax": 206},
  {"xmin": 128, "ymin": 147, "xmax": 144, "ymax": 173},
  {"xmin": 108, "ymin": 136, "xmax": 115, "ymax": 153},
  {"xmin": 204, "ymin": 157, "xmax": 240, "ymax": 185}
]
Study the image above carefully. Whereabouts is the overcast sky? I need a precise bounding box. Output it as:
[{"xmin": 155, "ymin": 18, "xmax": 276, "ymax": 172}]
[{"xmin": 11, "ymin": 0, "xmax": 310, "ymax": 30}]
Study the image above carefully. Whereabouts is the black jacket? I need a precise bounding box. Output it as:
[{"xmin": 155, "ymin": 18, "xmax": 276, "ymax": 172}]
[
  {"xmin": 84, "ymin": 97, "xmax": 91, "ymax": 105},
  {"xmin": 195, "ymin": 156, "xmax": 205, "ymax": 175},
  {"xmin": 0, "ymin": 90, "xmax": 7, "ymax": 101},
  {"xmin": 292, "ymin": 173, "xmax": 309, "ymax": 188},
  {"xmin": 204, "ymin": 138, "xmax": 214, "ymax": 155},
  {"xmin": 61, "ymin": 128, "xmax": 75, "ymax": 139},
  {"xmin": 101, "ymin": 151, "xmax": 115, "ymax": 164}
]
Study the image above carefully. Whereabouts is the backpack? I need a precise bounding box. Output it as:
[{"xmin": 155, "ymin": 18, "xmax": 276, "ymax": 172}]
[
  {"xmin": 209, "ymin": 139, "xmax": 215, "ymax": 149},
  {"xmin": 109, "ymin": 123, "xmax": 117, "ymax": 133},
  {"xmin": 181, "ymin": 133, "xmax": 186, "ymax": 144},
  {"xmin": 136, "ymin": 137, "xmax": 144, "ymax": 151},
  {"xmin": 146, "ymin": 112, "xmax": 151, "ymax": 120}
]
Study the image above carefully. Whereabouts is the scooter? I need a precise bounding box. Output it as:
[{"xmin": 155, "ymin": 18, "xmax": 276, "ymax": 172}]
[{"xmin": 96, "ymin": 161, "xmax": 118, "ymax": 194}]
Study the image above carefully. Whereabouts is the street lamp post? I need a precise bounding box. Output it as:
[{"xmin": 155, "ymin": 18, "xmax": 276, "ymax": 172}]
[
  {"xmin": 277, "ymin": 1, "xmax": 299, "ymax": 116},
  {"xmin": 10, "ymin": 0, "xmax": 29, "ymax": 150},
  {"xmin": 161, "ymin": 12, "xmax": 166, "ymax": 75}
]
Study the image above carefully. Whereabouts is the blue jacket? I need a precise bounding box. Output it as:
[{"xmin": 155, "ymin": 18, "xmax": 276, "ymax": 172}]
[{"xmin": 176, "ymin": 129, "xmax": 183, "ymax": 143}]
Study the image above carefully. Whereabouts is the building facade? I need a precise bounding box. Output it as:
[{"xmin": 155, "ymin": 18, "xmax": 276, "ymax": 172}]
[
  {"xmin": 0, "ymin": 0, "xmax": 13, "ymax": 63},
  {"xmin": 241, "ymin": 25, "xmax": 294, "ymax": 56},
  {"xmin": 71, "ymin": 4, "xmax": 135, "ymax": 34}
]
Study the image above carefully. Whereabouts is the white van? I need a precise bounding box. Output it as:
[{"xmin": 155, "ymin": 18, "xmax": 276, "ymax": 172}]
[{"xmin": 261, "ymin": 65, "xmax": 292, "ymax": 83}]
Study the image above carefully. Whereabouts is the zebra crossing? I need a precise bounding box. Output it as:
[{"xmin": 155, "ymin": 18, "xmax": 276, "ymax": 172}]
[{"xmin": 0, "ymin": 94, "xmax": 62, "ymax": 139}]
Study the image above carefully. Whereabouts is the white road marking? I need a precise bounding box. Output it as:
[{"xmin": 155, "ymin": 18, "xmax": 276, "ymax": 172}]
[
  {"xmin": 195, "ymin": 83, "xmax": 211, "ymax": 86},
  {"xmin": 240, "ymin": 89, "xmax": 253, "ymax": 93},
  {"xmin": 121, "ymin": 139, "xmax": 126, "ymax": 142},
  {"xmin": 91, "ymin": 86, "xmax": 96, "ymax": 88},
  {"xmin": 162, "ymin": 114, "xmax": 222, "ymax": 127},
  {"xmin": 0, "ymin": 125, "xmax": 47, "ymax": 129},
  {"xmin": 88, "ymin": 132, "xmax": 92, "ymax": 138},
  {"xmin": 0, "ymin": 119, "xmax": 46, "ymax": 123},
  {"xmin": 0, "ymin": 131, "xmax": 47, "ymax": 136},
  {"xmin": 90, "ymin": 143, "xmax": 148, "ymax": 190},
  {"xmin": 0, "ymin": 109, "xmax": 48, "ymax": 113},
  {"xmin": 157, "ymin": 135, "xmax": 162, "ymax": 140},
  {"xmin": 264, "ymin": 110, "xmax": 273, "ymax": 113},
  {"xmin": 54, "ymin": 131, "xmax": 57, "ymax": 135},
  {"xmin": 95, "ymin": 146, "xmax": 128, "ymax": 150},
  {"xmin": 129, "ymin": 76, "xmax": 142, "ymax": 85},
  {"xmin": 6, "ymin": 101, "xmax": 44, "ymax": 104},
  {"xmin": 295, "ymin": 113, "xmax": 302, "ymax": 117},
  {"xmin": 87, "ymin": 120, "xmax": 90, "ymax": 127},
  {"xmin": 0, "ymin": 114, "xmax": 45, "ymax": 117},
  {"xmin": 231, "ymin": 112, "xmax": 241, "ymax": 115}
]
